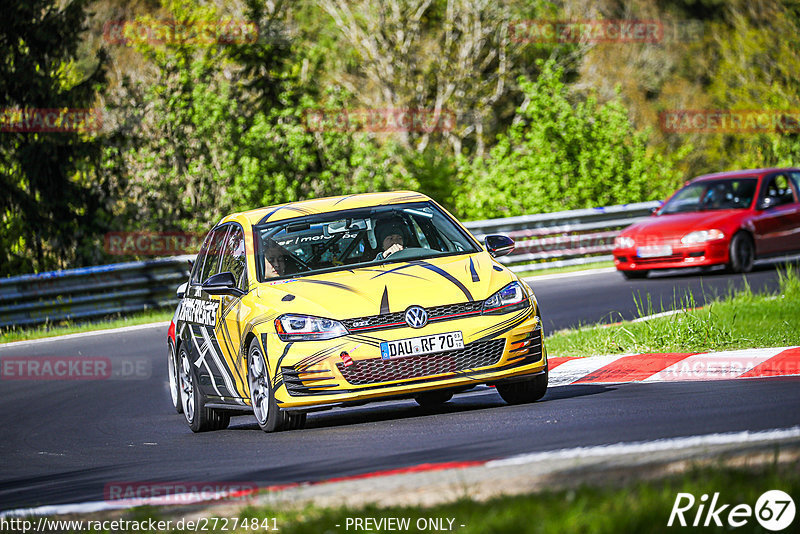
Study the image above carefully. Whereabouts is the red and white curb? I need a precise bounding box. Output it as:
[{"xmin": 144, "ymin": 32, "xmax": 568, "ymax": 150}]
[{"xmin": 548, "ymin": 346, "xmax": 800, "ymax": 386}]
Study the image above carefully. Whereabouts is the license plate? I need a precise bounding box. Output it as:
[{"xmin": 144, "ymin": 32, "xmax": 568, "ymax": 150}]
[
  {"xmin": 637, "ymin": 245, "xmax": 672, "ymax": 258},
  {"xmin": 380, "ymin": 331, "xmax": 464, "ymax": 360}
]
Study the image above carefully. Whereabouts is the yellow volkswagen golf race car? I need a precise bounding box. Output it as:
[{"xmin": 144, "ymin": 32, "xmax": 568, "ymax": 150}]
[{"xmin": 166, "ymin": 192, "xmax": 548, "ymax": 432}]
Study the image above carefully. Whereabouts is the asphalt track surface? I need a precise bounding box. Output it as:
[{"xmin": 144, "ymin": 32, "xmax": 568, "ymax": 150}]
[{"xmin": 1, "ymin": 262, "xmax": 799, "ymax": 512}]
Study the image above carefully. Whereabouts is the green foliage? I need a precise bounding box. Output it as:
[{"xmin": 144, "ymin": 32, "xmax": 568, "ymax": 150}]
[
  {"xmin": 103, "ymin": 0, "xmax": 416, "ymax": 237},
  {"xmin": 546, "ymin": 266, "xmax": 800, "ymax": 357},
  {"xmin": 455, "ymin": 60, "xmax": 690, "ymax": 219},
  {"xmin": 0, "ymin": 0, "xmax": 108, "ymax": 275}
]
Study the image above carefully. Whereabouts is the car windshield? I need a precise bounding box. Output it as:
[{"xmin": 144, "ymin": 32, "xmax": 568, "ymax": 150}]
[
  {"xmin": 253, "ymin": 202, "xmax": 480, "ymax": 281},
  {"xmin": 659, "ymin": 178, "xmax": 758, "ymax": 215}
]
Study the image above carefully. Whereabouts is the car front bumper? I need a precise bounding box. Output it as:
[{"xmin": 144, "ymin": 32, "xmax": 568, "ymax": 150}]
[
  {"xmin": 264, "ymin": 312, "xmax": 546, "ymax": 410},
  {"xmin": 613, "ymin": 241, "xmax": 729, "ymax": 271}
]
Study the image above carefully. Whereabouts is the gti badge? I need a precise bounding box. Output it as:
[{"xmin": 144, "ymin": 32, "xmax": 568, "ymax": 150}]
[{"xmin": 404, "ymin": 306, "xmax": 428, "ymax": 329}]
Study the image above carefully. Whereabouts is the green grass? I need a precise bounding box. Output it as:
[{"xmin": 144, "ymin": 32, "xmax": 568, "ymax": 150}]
[
  {"xmin": 546, "ymin": 268, "xmax": 800, "ymax": 357},
  {"xmin": 0, "ymin": 308, "xmax": 173, "ymax": 344},
  {"xmin": 518, "ymin": 260, "xmax": 614, "ymax": 278},
  {"xmin": 77, "ymin": 460, "xmax": 799, "ymax": 534}
]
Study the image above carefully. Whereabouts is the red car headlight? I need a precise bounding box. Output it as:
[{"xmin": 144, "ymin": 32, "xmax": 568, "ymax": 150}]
[{"xmin": 681, "ymin": 229, "xmax": 725, "ymax": 244}]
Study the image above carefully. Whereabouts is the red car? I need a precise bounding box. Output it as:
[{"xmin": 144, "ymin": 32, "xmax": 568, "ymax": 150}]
[{"xmin": 613, "ymin": 168, "xmax": 800, "ymax": 279}]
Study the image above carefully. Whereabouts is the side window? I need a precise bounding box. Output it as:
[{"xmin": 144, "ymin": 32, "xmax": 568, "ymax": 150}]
[
  {"xmin": 191, "ymin": 231, "xmax": 213, "ymax": 284},
  {"xmin": 219, "ymin": 225, "xmax": 248, "ymax": 290},
  {"xmin": 762, "ymin": 174, "xmax": 796, "ymax": 207},
  {"xmin": 198, "ymin": 226, "xmax": 230, "ymax": 284},
  {"xmin": 790, "ymin": 173, "xmax": 800, "ymax": 201}
]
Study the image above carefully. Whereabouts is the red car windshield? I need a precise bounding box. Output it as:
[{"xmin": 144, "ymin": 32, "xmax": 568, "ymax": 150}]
[{"xmin": 660, "ymin": 178, "xmax": 758, "ymax": 215}]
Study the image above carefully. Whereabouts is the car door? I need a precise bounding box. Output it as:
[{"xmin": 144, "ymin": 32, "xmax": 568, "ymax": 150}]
[
  {"xmin": 181, "ymin": 225, "xmax": 245, "ymax": 402},
  {"xmin": 216, "ymin": 223, "xmax": 250, "ymax": 397},
  {"xmin": 751, "ymin": 173, "xmax": 800, "ymax": 255}
]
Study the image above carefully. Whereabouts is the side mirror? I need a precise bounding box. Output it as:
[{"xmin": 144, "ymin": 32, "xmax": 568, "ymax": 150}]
[
  {"xmin": 758, "ymin": 196, "xmax": 776, "ymax": 210},
  {"xmin": 202, "ymin": 272, "xmax": 244, "ymax": 297},
  {"xmin": 650, "ymin": 206, "xmax": 660, "ymax": 216},
  {"xmin": 176, "ymin": 282, "xmax": 187, "ymax": 299},
  {"xmin": 484, "ymin": 235, "xmax": 515, "ymax": 258}
]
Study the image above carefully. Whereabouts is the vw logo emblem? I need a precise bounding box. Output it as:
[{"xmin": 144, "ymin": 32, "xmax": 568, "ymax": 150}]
[{"xmin": 404, "ymin": 306, "xmax": 428, "ymax": 329}]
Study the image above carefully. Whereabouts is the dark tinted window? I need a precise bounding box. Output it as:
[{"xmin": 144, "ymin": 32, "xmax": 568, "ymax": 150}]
[
  {"xmin": 254, "ymin": 202, "xmax": 479, "ymax": 281},
  {"xmin": 660, "ymin": 178, "xmax": 757, "ymax": 214},
  {"xmin": 218, "ymin": 225, "xmax": 247, "ymax": 290},
  {"xmin": 762, "ymin": 173, "xmax": 797, "ymax": 207},
  {"xmin": 197, "ymin": 226, "xmax": 230, "ymax": 284}
]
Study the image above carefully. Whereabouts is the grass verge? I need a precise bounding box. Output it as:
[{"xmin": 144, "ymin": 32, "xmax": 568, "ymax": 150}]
[
  {"xmin": 518, "ymin": 260, "xmax": 614, "ymax": 278},
  {"xmin": 0, "ymin": 308, "xmax": 173, "ymax": 344},
  {"xmin": 546, "ymin": 268, "xmax": 800, "ymax": 357},
  {"xmin": 60, "ymin": 458, "xmax": 799, "ymax": 534}
]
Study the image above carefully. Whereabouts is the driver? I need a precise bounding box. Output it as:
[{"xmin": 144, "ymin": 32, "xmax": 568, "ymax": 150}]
[
  {"xmin": 374, "ymin": 218, "xmax": 407, "ymax": 260},
  {"xmin": 264, "ymin": 240, "xmax": 287, "ymax": 278}
]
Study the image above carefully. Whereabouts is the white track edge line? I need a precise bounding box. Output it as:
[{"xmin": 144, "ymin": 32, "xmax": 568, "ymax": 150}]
[
  {"xmin": 0, "ymin": 321, "xmax": 170, "ymax": 349},
  {"xmin": 3, "ymin": 426, "xmax": 799, "ymax": 519}
]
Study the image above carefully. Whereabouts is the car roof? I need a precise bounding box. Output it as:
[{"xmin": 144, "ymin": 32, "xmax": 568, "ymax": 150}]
[
  {"xmin": 690, "ymin": 167, "xmax": 800, "ymax": 183},
  {"xmin": 219, "ymin": 191, "xmax": 432, "ymax": 226}
]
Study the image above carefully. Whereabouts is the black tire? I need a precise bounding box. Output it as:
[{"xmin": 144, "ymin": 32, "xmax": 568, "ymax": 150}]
[
  {"xmin": 414, "ymin": 390, "xmax": 454, "ymax": 407},
  {"xmin": 621, "ymin": 270, "xmax": 649, "ymax": 280},
  {"xmin": 179, "ymin": 346, "xmax": 230, "ymax": 432},
  {"xmin": 496, "ymin": 371, "xmax": 548, "ymax": 405},
  {"xmin": 168, "ymin": 342, "xmax": 183, "ymax": 414},
  {"xmin": 247, "ymin": 338, "xmax": 306, "ymax": 432},
  {"xmin": 727, "ymin": 232, "xmax": 755, "ymax": 273}
]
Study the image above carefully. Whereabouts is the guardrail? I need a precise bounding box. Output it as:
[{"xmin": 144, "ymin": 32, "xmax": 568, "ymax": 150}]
[
  {"xmin": 463, "ymin": 201, "xmax": 660, "ymax": 272},
  {"xmin": 0, "ymin": 201, "xmax": 659, "ymax": 328},
  {"xmin": 0, "ymin": 256, "xmax": 192, "ymax": 328}
]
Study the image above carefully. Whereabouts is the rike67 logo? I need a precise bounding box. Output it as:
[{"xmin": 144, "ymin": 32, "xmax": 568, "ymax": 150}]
[{"xmin": 668, "ymin": 490, "xmax": 795, "ymax": 531}]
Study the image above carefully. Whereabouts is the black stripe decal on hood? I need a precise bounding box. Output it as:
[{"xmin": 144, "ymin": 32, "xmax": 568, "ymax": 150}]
[
  {"xmin": 416, "ymin": 260, "xmax": 474, "ymax": 302},
  {"xmin": 296, "ymin": 279, "xmax": 364, "ymax": 295},
  {"xmin": 469, "ymin": 258, "xmax": 480, "ymax": 282},
  {"xmin": 380, "ymin": 286, "xmax": 390, "ymax": 315}
]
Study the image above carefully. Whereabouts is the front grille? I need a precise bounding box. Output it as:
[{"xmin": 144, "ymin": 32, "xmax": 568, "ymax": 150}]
[
  {"xmin": 634, "ymin": 254, "xmax": 683, "ymax": 264},
  {"xmin": 342, "ymin": 301, "xmax": 483, "ymax": 332},
  {"xmin": 336, "ymin": 338, "xmax": 505, "ymax": 385}
]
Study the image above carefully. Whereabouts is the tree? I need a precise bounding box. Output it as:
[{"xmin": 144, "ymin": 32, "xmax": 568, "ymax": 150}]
[
  {"xmin": 455, "ymin": 59, "xmax": 689, "ymax": 219},
  {"xmin": 0, "ymin": 0, "xmax": 108, "ymax": 275}
]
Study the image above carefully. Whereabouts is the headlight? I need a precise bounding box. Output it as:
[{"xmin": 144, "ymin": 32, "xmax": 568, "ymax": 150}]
[
  {"xmin": 482, "ymin": 282, "xmax": 529, "ymax": 315},
  {"xmin": 614, "ymin": 236, "xmax": 635, "ymax": 249},
  {"xmin": 274, "ymin": 314, "xmax": 348, "ymax": 341},
  {"xmin": 681, "ymin": 229, "xmax": 725, "ymax": 244}
]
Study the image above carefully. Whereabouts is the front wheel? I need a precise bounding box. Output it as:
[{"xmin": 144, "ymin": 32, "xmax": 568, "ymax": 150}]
[
  {"xmin": 179, "ymin": 346, "xmax": 230, "ymax": 432},
  {"xmin": 727, "ymin": 232, "xmax": 754, "ymax": 273},
  {"xmin": 247, "ymin": 338, "xmax": 306, "ymax": 432},
  {"xmin": 496, "ymin": 371, "xmax": 548, "ymax": 405}
]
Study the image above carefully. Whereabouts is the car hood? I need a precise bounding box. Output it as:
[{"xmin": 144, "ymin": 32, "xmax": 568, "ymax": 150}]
[
  {"xmin": 623, "ymin": 210, "xmax": 742, "ymax": 240},
  {"xmin": 254, "ymin": 252, "xmax": 514, "ymax": 320}
]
